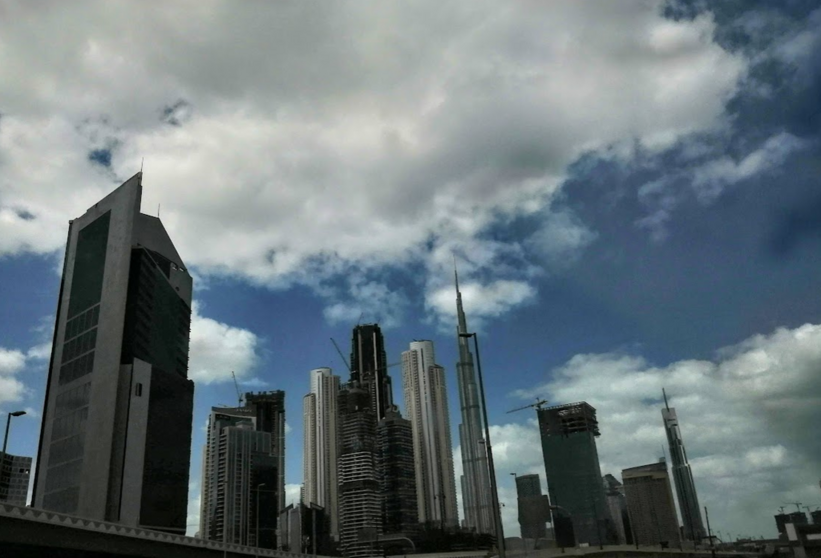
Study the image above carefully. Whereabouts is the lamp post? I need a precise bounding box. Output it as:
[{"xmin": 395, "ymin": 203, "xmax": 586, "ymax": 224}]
[
  {"xmin": 256, "ymin": 483, "xmax": 267, "ymax": 551},
  {"xmin": 459, "ymin": 332, "xmax": 505, "ymax": 558},
  {"xmin": 2, "ymin": 410, "xmax": 26, "ymax": 458}
]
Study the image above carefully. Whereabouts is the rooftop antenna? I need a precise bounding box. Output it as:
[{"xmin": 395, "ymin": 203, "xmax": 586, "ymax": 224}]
[
  {"xmin": 453, "ymin": 253, "xmax": 460, "ymax": 292},
  {"xmin": 140, "ymin": 157, "xmax": 144, "ymax": 173},
  {"xmin": 158, "ymin": 204, "xmax": 161, "ymax": 218},
  {"xmin": 662, "ymin": 387, "xmax": 670, "ymax": 411}
]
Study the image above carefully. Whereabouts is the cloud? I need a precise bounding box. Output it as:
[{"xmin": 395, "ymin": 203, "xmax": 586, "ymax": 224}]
[
  {"xmin": 285, "ymin": 483, "xmax": 302, "ymax": 507},
  {"xmin": 0, "ymin": 348, "xmax": 28, "ymax": 409},
  {"xmin": 505, "ymin": 322, "xmax": 821, "ymax": 538},
  {"xmin": 186, "ymin": 480, "xmax": 201, "ymax": 537},
  {"xmin": 427, "ymin": 278, "xmax": 536, "ymax": 332},
  {"xmin": 526, "ymin": 210, "xmax": 598, "ymax": 267},
  {"xmin": 188, "ymin": 303, "xmax": 261, "ymax": 384},
  {"xmin": 0, "ymin": 1, "xmax": 747, "ymax": 323}
]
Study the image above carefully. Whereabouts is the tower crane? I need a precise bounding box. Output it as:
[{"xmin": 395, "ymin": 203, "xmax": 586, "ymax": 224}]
[
  {"xmin": 506, "ymin": 398, "xmax": 549, "ymax": 414},
  {"xmin": 231, "ymin": 370, "xmax": 243, "ymax": 407},
  {"xmin": 330, "ymin": 338, "xmax": 353, "ymax": 373},
  {"xmin": 784, "ymin": 502, "xmax": 804, "ymax": 513}
]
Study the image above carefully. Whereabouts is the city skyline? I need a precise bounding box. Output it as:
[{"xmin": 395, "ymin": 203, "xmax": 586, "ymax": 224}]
[{"xmin": 1, "ymin": 0, "xmax": 820, "ymax": 544}]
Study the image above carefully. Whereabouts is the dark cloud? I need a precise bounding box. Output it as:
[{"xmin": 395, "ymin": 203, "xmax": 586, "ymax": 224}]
[
  {"xmin": 770, "ymin": 194, "xmax": 821, "ymax": 257},
  {"xmin": 87, "ymin": 148, "xmax": 112, "ymax": 168}
]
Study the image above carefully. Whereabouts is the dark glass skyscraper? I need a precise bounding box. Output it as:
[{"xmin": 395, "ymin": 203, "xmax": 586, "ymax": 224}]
[
  {"xmin": 538, "ymin": 402, "xmax": 612, "ymax": 546},
  {"xmin": 377, "ymin": 406, "xmax": 418, "ymax": 535},
  {"xmin": 350, "ymin": 324, "xmax": 393, "ymax": 420},
  {"xmin": 515, "ymin": 474, "xmax": 548, "ymax": 540},
  {"xmin": 32, "ymin": 173, "xmax": 194, "ymax": 534},
  {"xmin": 661, "ymin": 389, "xmax": 706, "ymax": 542}
]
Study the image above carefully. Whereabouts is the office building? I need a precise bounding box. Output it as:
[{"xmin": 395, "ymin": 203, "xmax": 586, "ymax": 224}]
[
  {"xmin": 378, "ymin": 406, "xmax": 418, "ymax": 534},
  {"xmin": 337, "ymin": 384, "xmax": 381, "ymax": 558},
  {"xmin": 0, "ymin": 453, "xmax": 32, "ymax": 505},
  {"xmin": 401, "ymin": 340, "xmax": 458, "ymax": 527},
  {"xmin": 538, "ymin": 402, "xmax": 612, "ymax": 546},
  {"xmin": 350, "ymin": 324, "xmax": 393, "ymax": 420},
  {"xmin": 661, "ymin": 389, "xmax": 706, "ymax": 541},
  {"xmin": 244, "ymin": 391, "xmax": 286, "ymax": 515},
  {"xmin": 515, "ymin": 474, "xmax": 549, "ymax": 540},
  {"xmin": 199, "ymin": 406, "xmax": 279, "ymax": 548},
  {"xmin": 622, "ymin": 461, "xmax": 680, "ymax": 546},
  {"xmin": 303, "ymin": 367, "xmax": 340, "ymax": 540},
  {"xmin": 32, "ymin": 173, "xmax": 194, "ymax": 534},
  {"xmin": 812, "ymin": 510, "xmax": 821, "ymax": 525},
  {"xmin": 453, "ymin": 268, "xmax": 494, "ymax": 535},
  {"xmin": 776, "ymin": 512, "xmax": 809, "ymax": 539}
]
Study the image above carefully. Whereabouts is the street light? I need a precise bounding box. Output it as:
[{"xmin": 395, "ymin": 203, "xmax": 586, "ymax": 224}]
[
  {"xmin": 459, "ymin": 332, "xmax": 505, "ymax": 558},
  {"xmin": 2, "ymin": 410, "xmax": 26, "ymax": 458},
  {"xmin": 256, "ymin": 483, "xmax": 267, "ymax": 550}
]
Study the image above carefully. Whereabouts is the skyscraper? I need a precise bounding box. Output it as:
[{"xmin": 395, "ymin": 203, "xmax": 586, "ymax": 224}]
[
  {"xmin": 350, "ymin": 324, "xmax": 393, "ymax": 420},
  {"xmin": 622, "ymin": 460, "xmax": 680, "ymax": 546},
  {"xmin": 537, "ymin": 402, "xmax": 612, "ymax": 546},
  {"xmin": 303, "ymin": 367, "xmax": 340, "ymax": 540},
  {"xmin": 32, "ymin": 173, "xmax": 194, "ymax": 534},
  {"xmin": 661, "ymin": 389, "xmax": 706, "ymax": 542},
  {"xmin": 401, "ymin": 340, "xmax": 458, "ymax": 528},
  {"xmin": 515, "ymin": 474, "xmax": 549, "ymax": 540},
  {"xmin": 337, "ymin": 385, "xmax": 381, "ymax": 558},
  {"xmin": 200, "ymin": 408, "xmax": 277, "ymax": 547},
  {"xmin": 377, "ymin": 406, "xmax": 418, "ymax": 534},
  {"xmin": 199, "ymin": 392, "xmax": 284, "ymax": 549},
  {"xmin": 453, "ymin": 269, "xmax": 494, "ymax": 535},
  {"xmin": 603, "ymin": 474, "xmax": 630, "ymax": 545}
]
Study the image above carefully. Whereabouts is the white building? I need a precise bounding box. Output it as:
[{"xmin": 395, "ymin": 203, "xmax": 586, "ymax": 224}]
[
  {"xmin": 302, "ymin": 367, "xmax": 340, "ymax": 540},
  {"xmin": 401, "ymin": 340, "xmax": 459, "ymax": 528}
]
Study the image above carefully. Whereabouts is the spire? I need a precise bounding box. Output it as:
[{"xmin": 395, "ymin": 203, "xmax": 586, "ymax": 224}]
[
  {"xmin": 662, "ymin": 388, "xmax": 670, "ymax": 411},
  {"xmin": 454, "ymin": 256, "xmax": 468, "ymax": 334}
]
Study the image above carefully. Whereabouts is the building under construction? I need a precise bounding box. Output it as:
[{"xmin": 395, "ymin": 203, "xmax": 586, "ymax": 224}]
[{"xmin": 537, "ymin": 402, "xmax": 613, "ymax": 547}]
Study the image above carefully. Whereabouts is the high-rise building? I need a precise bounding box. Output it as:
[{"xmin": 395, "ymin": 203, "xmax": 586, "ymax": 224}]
[
  {"xmin": 776, "ymin": 512, "xmax": 809, "ymax": 539},
  {"xmin": 401, "ymin": 340, "xmax": 458, "ymax": 528},
  {"xmin": 603, "ymin": 474, "xmax": 630, "ymax": 545},
  {"xmin": 200, "ymin": 391, "xmax": 284, "ymax": 548},
  {"xmin": 515, "ymin": 474, "xmax": 549, "ymax": 540},
  {"xmin": 303, "ymin": 367, "xmax": 341, "ymax": 540},
  {"xmin": 537, "ymin": 402, "xmax": 612, "ymax": 546},
  {"xmin": 244, "ymin": 391, "xmax": 286, "ymax": 515},
  {"xmin": 661, "ymin": 389, "xmax": 706, "ymax": 542},
  {"xmin": 337, "ymin": 385, "xmax": 381, "ymax": 558},
  {"xmin": 350, "ymin": 324, "xmax": 393, "ymax": 420},
  {"xmin": 200, "ymin": 402, "xmax": 281, "ymax": 548},
  {"xmin": 377, "ymin": 406, "xmax": 418, "ymax": 535},
  {"xmin": 32, "ymin": 173, "xmax": 194, "ymax": 534},
  {"xmin": 453, "ymin": 268, "xmax": 494, "ymax": 535},
  {"xmin": 622, "ymin": 460, "xmax": 681, "ymax": 547},
  {"xmin": 0, "ymin": 453, "xmax": 32, "ymax": 506}
]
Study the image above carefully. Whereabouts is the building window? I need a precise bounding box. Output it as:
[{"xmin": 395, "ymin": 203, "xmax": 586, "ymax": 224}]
[{"xmin": 135, "ymin": 383, "xmax": 143, "ymax": 397}]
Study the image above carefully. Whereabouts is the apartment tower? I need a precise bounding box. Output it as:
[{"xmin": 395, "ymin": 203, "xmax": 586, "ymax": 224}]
[
  {"xmin": 32, "ymin": 173, "xmax": 194, "ymax": 534},
  {"xmin": 303, "ymin": 367, "xmax": 340, "ymax": 540},
  {"xmin": 622, "ymin": 460, "xmax": 680, "ymax": 546},
  {"xmin": 401, "ymin": 340, "xmax": 458, "ymax": 528}
]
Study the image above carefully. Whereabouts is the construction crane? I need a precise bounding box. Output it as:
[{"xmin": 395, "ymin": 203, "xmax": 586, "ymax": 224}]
[
  {"xmin": 784, "ymin": 502, "xmax": 803, "ymax": 513},
  {"xmin": 778, "ymin": 506, "xmax": 786, "ymax": 514},
  {"xmin": 506, "ymin": 398, "xmax": 549, "ymax": 414},
  {"xmin": 331, "ymin": 338, "xmax": 352, "ymax": 372},
  {"xmin": 231, "ymin": 370, "xmax": 243, "ymax": 407}
]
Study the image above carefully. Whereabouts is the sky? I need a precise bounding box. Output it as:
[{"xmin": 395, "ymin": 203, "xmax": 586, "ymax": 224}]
[{"xmin": 0, "ymin": 0, "xmax": 819, "ymax": 543}]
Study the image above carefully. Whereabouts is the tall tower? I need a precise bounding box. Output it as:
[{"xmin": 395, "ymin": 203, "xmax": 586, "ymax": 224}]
[
  {"xmin": 537, "ymin": 402, "xmax": 613, "ymax": 546},
  {"xmin": 515, "ymin": 474, "xmax": 549, "ymax": 540},
  {"xmin": 303, "ymin": 367, "xmax": 340, "ymax": 540},
  {"xmin": 401, "ymin": 340, "xmax": 459, "ymax": 527},
  {"xmin": 200, "ymin": 392, "xmax": 284, "ymax": 549},
  {"xmin": 337, "ymin": 385, "xmax": 381, "ymax": 558},
  {"xmin": 32, "ymin": 173, "xmax": 194, "ymax": 534},
  {"xmin": 200, "ymin": 408, "xmax": 277, "ymax": 547},
  {"xmin": 453, "ymin": 267, "xmax": 494, "ymax": 535},
  {"xmin": 622, "ymin": 460, "xmax": 681, "ymax": 546},
  {"xmin": 661, "ymin": 389, "xmax": 706, "ymax": 542},
  {"xmin": 350, "ymin": 324, "xmax": 393, "ymax": 420},
  {"xmin": 377, "ymin": 406, "xmax": 418, "ymax": 534}
]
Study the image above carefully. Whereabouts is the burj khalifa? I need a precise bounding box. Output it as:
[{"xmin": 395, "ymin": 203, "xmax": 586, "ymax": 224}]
[{"xmin": 454, "ymin": 267, "xmax": 495, "ymax": 535}]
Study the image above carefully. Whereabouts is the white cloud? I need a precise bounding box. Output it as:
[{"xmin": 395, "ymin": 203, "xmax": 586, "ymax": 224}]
[
  {"xmin": 0, "ymin": 348, "xmax": 26, "ymax": 375},
  {"xmin": 188, "ymin": 303, "xmax": 261, "ymax": 384},
  {"xmin": 186, "ymin": 480, "xmax": 201, "ymax": 537},
  {"xmin": 0, "ymin": 1, "xmax": 747, "ymax": 323},
  {"xmin": 285, "ymin": 483, "xmax": 302, "ymax": 507},
  {"xmin": 526, "ymin": 210, "xmax": 598, "ymax": 267},
  {"xmin": 692, "ymin": 132, "xmax": 807, "ymax": 202},
  {"xmin": 505, "ymin": 322, "xmax": 821, "ymax": 538},
  {"xmin": 427, "ymin": 278, "xmax": 536, "ymax": 332},
  {"xmin": 0, "ymin": 348, "xmax": 28, "ymax": 409}
]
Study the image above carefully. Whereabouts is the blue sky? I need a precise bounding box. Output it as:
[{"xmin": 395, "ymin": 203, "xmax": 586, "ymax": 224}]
[{"xmin": 1, "ymin": 0, "xmax": 820, "ymax": 541}]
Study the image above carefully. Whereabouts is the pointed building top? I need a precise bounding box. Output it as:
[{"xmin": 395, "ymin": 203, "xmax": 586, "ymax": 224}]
[{"xmin": 662, "ymin": 388, "xmax": 670, "ymax": 411}]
